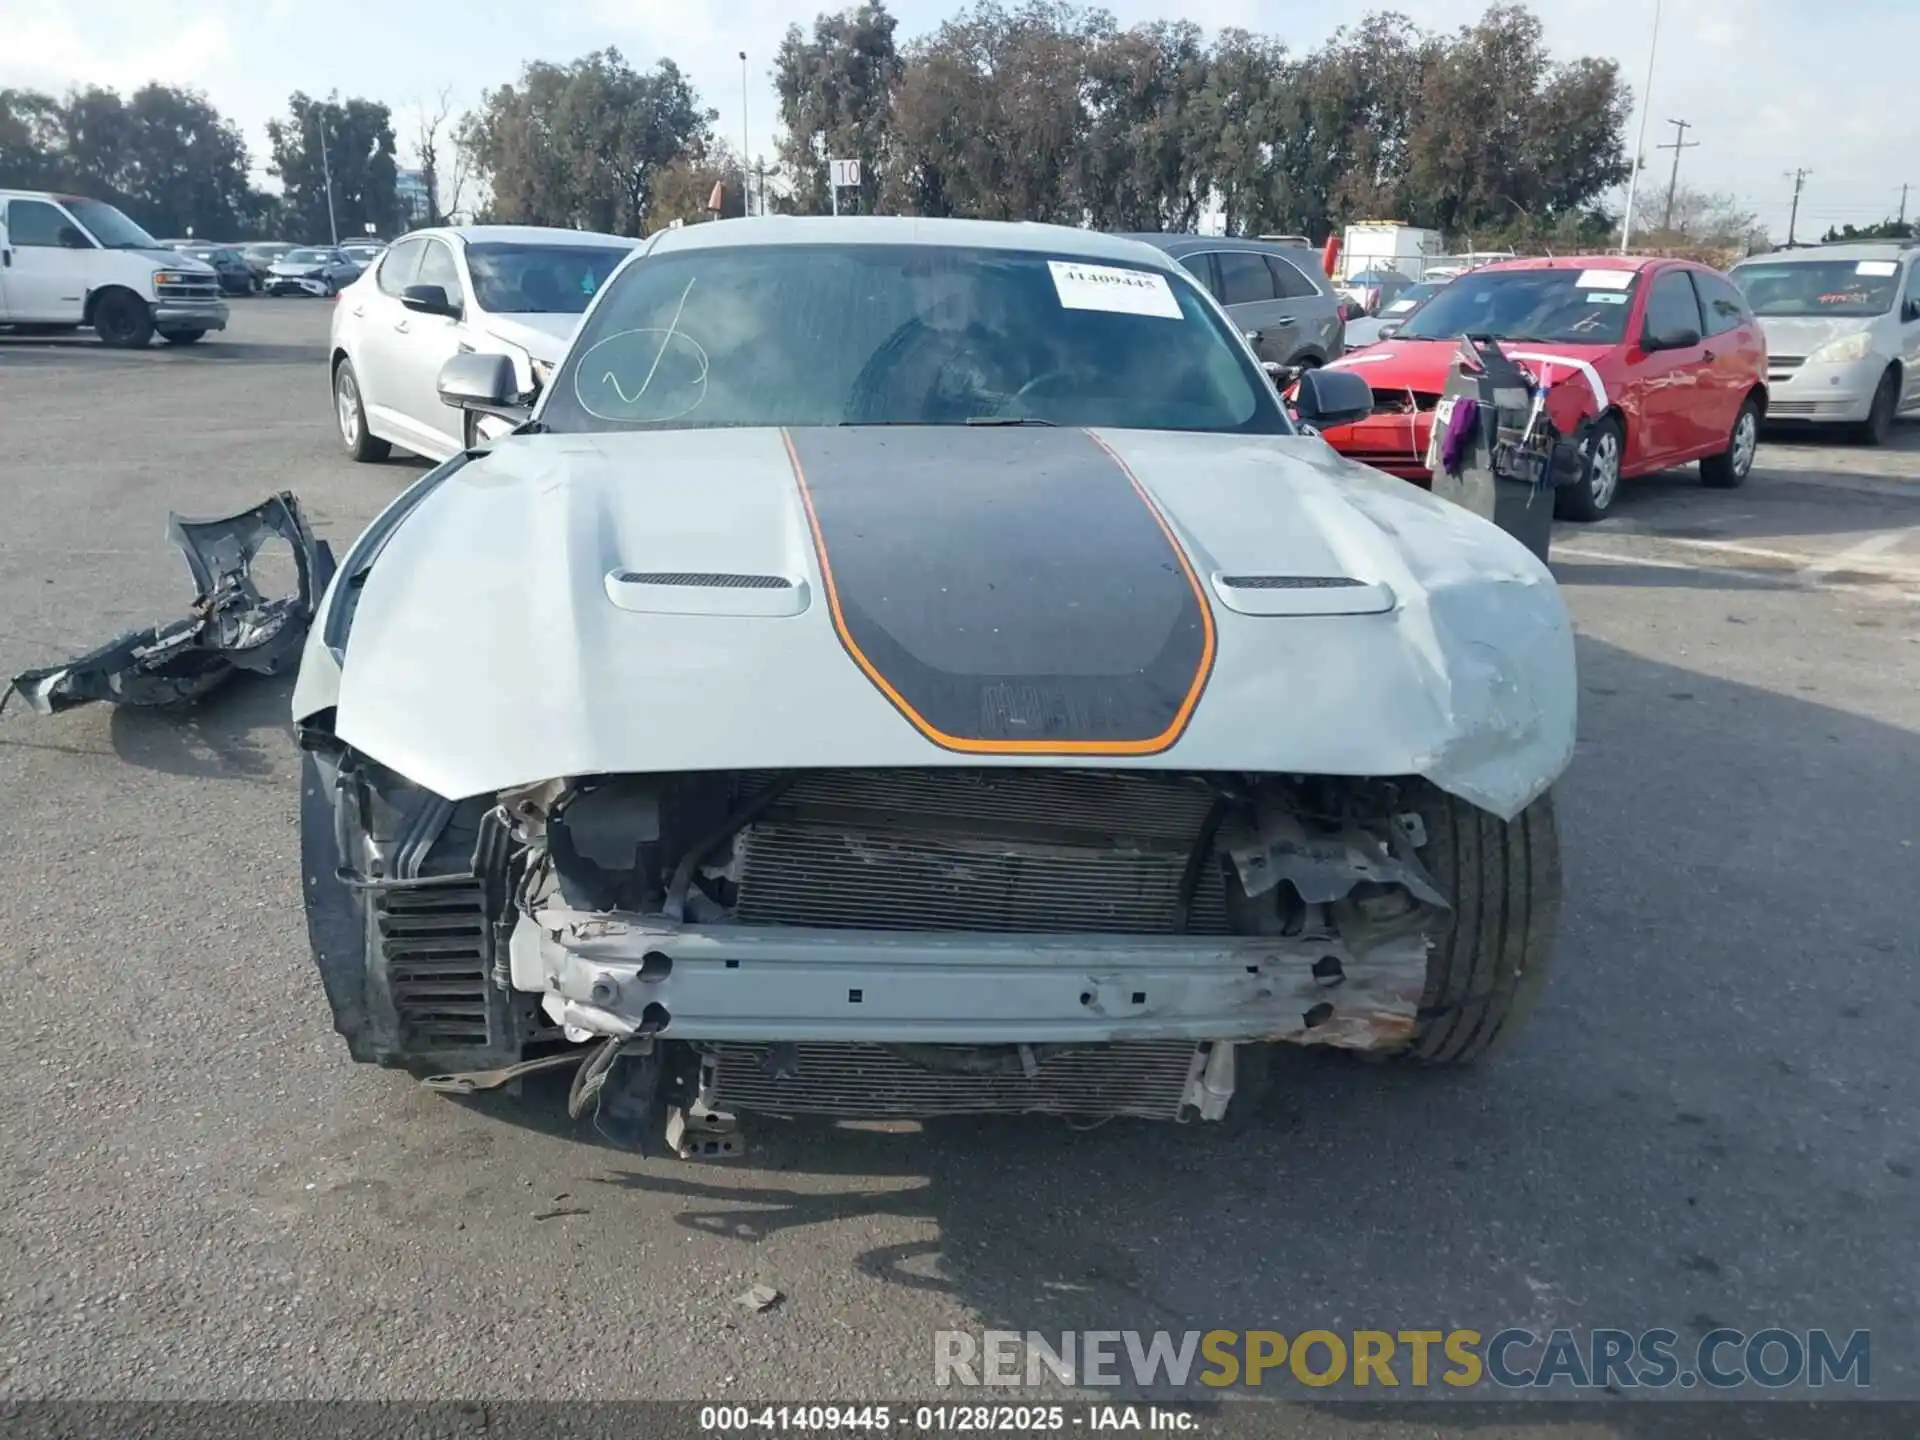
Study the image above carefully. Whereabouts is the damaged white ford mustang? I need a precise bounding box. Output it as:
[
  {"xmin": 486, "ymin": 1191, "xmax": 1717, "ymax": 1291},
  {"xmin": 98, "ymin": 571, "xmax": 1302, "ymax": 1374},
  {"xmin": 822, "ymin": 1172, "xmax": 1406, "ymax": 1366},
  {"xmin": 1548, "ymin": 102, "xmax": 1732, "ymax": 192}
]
[{"xmin": 292, "ymin": 216, "xmax": 1576, "ymax": 1154}]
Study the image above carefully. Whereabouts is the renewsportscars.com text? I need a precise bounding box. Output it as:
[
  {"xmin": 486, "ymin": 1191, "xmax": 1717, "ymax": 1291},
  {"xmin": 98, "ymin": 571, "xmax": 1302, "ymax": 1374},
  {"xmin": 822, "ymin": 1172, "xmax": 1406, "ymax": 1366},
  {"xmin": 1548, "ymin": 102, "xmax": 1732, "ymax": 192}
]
[{"xmin": 934, "ymin": 1328, "xmax": 1871, "ymax": 1391}]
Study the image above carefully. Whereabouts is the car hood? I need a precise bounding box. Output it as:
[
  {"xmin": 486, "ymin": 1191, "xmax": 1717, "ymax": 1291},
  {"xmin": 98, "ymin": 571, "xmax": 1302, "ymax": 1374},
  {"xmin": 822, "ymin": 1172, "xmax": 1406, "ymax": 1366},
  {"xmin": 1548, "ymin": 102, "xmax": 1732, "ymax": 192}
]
[
  {"xmin": 481, "ymin": 312, "xmax": 579, "ymax": 363},
  {"xmin": 141, "ymin": 249, "xmax": 215, "ymax": 273},
  {"xmin": 298, "ymin": 426, "xmax": 1576, "ymax": 819},
  {"xmin": 1329, "ymin": 336, "xmax": 1619, "ymax": 412},
  {"xmin": 1753, "ymin": 315, "xmax": 1877, "ymax": 357}
]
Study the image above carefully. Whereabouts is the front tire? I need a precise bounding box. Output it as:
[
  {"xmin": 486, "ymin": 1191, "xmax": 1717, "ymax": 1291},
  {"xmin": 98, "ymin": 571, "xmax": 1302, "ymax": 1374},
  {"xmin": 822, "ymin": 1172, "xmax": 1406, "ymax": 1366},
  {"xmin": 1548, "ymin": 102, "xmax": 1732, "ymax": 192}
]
[
  {"xmin": 93, "ymin": 290, "xmax": 154, "ymax": 349},
  {"xmin": 1701, "ymin": 396, "xmax": 1760, "ymax": 488},
  {"xmin": 1857, "ymin": 368, "xmax": 1899, "ymax": 446},
  {"xmin": 334, "ymin": 358, "xmax": 390, "ymax": 463},
  {"xmin": 159, "ymin": 329, "xmax": 206, "ymax": 346},
  {"xmin": 1554, "ymin": 414, "xmax": 1623, "ymax": 522},
  {"xmin": 1392, "ymin": 783, "xmax": 1562, "ymax": 1066}
]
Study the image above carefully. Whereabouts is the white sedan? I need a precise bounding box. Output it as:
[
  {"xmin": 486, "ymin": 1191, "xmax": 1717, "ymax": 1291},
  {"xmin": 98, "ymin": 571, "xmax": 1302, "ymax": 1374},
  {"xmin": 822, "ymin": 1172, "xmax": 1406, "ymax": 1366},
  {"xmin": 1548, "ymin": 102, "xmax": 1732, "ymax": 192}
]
[{"xmin": 329, "ymin": 224, "xmax": 637, "ymax": 462}]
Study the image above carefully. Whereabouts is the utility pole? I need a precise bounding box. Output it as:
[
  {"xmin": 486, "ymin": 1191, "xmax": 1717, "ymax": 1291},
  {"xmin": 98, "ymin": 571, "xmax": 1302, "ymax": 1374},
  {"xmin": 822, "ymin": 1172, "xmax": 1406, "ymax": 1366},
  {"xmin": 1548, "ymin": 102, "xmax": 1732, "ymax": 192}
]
[
  {"xmin": 1657, "ymin": 118, "xmax": 1698, "ymax": 232},
  {"xmin": 739, "ymin": 51, "xmax": 750, "ymax": 217},
  {"xmin": 308, "ymin": 103, "xmax": 339, "ymax": 246},
  {"xmin": 1785, "ymin": 168, "xmax": 1810, "ymax": 247},
  {"xmin": 1899, "ymin": 183, "xmax": 1911, "ymax": 229}
]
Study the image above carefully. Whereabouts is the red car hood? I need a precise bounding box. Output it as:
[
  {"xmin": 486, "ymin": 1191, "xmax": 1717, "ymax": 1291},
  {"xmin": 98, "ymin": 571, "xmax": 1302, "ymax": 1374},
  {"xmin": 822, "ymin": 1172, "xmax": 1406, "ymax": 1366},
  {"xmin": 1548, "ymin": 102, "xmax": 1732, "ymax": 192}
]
[{"xmin": 1330, "ymin": 337, "xmax": 1617, "ymax": 404}]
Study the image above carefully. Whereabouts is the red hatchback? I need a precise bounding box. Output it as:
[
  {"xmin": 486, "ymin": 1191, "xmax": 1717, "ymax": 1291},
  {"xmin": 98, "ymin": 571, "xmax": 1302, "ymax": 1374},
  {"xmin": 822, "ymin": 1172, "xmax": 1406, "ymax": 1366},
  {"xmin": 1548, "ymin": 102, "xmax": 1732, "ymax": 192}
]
[{"xmin": 1317, "ymin": 256, "xmax": 1769, "ymax": 520}]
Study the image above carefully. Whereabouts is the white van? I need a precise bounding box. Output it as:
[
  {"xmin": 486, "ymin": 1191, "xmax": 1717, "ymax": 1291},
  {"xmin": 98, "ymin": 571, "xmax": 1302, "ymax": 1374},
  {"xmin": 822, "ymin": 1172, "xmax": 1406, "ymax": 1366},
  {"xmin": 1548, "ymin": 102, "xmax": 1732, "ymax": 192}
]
[{"xmin": 0, "ymin": 190, "xmax": 230, "ymax": 347}]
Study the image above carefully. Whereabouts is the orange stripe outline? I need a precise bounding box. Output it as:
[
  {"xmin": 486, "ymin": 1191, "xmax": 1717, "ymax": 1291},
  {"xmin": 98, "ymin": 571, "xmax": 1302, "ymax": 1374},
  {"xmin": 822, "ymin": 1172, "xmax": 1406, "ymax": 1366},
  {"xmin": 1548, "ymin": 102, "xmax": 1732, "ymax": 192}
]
[{"xmin": 782, "ymin": 426, "xmax": 1216, "ymax": 756}]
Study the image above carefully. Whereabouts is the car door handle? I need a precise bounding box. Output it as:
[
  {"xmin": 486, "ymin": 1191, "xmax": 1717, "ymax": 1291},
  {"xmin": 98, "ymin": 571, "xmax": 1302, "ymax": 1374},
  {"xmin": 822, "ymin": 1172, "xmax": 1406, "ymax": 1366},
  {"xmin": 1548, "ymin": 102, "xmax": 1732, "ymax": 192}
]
[
  {"xmin": 350, "ymin": 304, "xmax": 365, "ymax": 318},
  {"xmin": 1275, "ymin": 315, "xmax": 1296, "ymax": 324},
  {"xmin": 1702, "ymin": 347, "xmax": 1716, "ymax": 360},
  {"xmin": 393, "ymin": 320, "xmax": 410, "ymax": 334}
]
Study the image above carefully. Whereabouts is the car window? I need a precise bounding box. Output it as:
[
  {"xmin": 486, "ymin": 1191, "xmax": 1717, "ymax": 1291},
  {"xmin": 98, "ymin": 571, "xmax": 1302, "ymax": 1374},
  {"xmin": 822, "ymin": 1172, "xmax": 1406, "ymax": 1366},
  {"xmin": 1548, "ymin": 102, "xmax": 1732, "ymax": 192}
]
[
  {"xmin": 1729, "ymin": 260, "xmax": 1900, "ymax": 318},
  {"xmin": 1692, "ymin": 269, "xmax": 1750, "ymax": 338},
  {"xmin": 540, "ymin": 243, "xmax": 1289, "ymax": 437},
  {"xmin": 1215, "ymin": 252, "xmax": 1276, "ymax": 306},
  {"xmin": 1266, "ymin": 255, "xmax": 1322, "ymax": 300},
  {"xmin": 1177, "ymin": 253, "xmax": 1220, "ymax": 301},
  {"xmin": 6, "ymin": 199, "xmax": 78, "ymax": 248},
  {"xmin": 377, "ymin": 238, "xmax": 426, "ymax": 296},
  {"xmin": 1906, "ymin": 261, "xmax": 1920, "ymax": 315},
  {"xmin": 463, "ymin": 242, "xmax": 632, "ymax": 314},
  {"xmin": 416, "ymin": 240, "xmax": 463, "ymax": 301},
  {"xmin": 1395, "ymin": 268, "xmax": 1641, "ymax": 345},
  {"xmin": 1642, "ymin": 270, "xmax": 1704, "ymax": 345}
]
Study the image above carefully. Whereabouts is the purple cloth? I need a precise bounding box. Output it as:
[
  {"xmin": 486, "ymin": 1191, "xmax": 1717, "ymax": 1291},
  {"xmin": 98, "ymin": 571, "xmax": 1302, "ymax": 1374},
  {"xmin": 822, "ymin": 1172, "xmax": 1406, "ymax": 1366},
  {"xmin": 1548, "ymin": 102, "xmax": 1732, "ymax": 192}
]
[{"xmin": 1439, "ymin": 396, "xmax": 1479, "ymax": 476}]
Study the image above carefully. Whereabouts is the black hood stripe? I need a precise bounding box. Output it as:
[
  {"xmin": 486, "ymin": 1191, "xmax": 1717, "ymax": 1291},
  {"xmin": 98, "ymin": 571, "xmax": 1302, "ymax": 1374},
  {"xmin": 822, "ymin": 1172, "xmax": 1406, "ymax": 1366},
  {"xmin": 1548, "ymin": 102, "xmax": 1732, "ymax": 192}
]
[{"xmin": 783, "ymin": 425, "xmax": 1215, "ymax": 754}]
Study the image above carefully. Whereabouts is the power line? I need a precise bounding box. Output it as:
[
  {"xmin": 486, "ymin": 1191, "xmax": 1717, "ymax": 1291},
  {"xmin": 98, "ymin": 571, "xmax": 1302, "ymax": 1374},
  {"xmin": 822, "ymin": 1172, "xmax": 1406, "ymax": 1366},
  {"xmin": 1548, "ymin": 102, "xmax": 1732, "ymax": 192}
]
[{"xmin": 1656, "ymin": 118, "xmax": 1699, "ymax": 231}]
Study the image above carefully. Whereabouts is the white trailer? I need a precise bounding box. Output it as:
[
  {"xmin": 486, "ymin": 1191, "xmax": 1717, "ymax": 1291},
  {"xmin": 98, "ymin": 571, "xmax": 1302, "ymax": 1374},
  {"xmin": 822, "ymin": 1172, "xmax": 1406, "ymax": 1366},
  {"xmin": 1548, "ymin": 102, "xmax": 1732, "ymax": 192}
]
[{"xmin": 1340, "ymin": 222, "xmax": 1444, "ymax": 281}]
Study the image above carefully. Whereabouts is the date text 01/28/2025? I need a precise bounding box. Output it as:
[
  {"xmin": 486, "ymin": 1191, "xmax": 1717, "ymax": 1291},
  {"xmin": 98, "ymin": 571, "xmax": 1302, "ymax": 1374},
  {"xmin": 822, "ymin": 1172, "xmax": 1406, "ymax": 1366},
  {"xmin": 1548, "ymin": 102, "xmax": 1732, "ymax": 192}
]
[{"xmin": 700, "ymin": 1406, "xmax": 1198, "ymax": 1432}]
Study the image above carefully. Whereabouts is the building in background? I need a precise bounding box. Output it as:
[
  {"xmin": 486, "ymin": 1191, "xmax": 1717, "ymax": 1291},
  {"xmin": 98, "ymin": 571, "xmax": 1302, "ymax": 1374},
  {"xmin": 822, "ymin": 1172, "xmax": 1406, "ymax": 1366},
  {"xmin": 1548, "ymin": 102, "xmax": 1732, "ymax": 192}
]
[{"xmin": 396, "ymin": 168, "xmax": 432, "ymax": 224}]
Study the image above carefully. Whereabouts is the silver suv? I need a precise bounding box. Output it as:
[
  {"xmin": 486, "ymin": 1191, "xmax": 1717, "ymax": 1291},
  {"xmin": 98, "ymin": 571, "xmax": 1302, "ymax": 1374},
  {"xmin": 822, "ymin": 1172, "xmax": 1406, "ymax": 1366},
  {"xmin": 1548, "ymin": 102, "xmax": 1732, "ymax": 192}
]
[
  {"xmin": 1125, "ymin": 234, "xmax": 1346, "ymax": 368},
  {"xmin": 1729, "ymin": 241, "xmax": 1920, "ymax": 444}
]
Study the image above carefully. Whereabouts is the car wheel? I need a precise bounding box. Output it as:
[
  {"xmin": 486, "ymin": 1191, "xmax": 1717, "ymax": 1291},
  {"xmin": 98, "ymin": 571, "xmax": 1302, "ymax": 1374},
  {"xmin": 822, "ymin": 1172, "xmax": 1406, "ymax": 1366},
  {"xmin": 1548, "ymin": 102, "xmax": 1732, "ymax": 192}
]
[
  {"xmin": 1387, "ymin": 781, "xmax": 1562, "ymax": 1066},
  {"xmin": 92, "ymin": 289, "xmax": 154, "ymax": 349},
  {"xmin": 1857, "ymin": 368, "xmax": 1899, "ymax": 446},
  {"xmin": 334, "ymin": 358, "xmax": 391, "ymax": 463},
  {"xmin": 1700, "ymin": 395, "xmax": 1761, "ymax": 488},
  {"xmin": 158, "ymin": 329, "xmax": 206, "ymax": 346},
  {"xmin": 1554, "ymin": 414, "xmax": 1623, "ymax": 522}
]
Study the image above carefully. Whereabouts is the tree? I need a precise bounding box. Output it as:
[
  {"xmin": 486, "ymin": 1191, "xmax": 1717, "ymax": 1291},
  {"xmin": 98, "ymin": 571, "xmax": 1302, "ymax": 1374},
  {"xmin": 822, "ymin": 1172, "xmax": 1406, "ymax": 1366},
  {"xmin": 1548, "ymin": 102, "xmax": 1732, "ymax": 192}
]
[
  {"xmin": 268, "ymin": 92, "xmax": 402, "ymax": 243},
  {"xmin": 1074, "ymin": 21, "xmax": 1214, "ymax": 231},
  {"xmin": 1822, "ymin": 219, "xmax": 1915, "ymax": 242},
  {"xmin": 1, "ymin": 84, "xmax": 263, "ymax": 237},
  {"xmin": 459, "ymin": 50, "xmax": 715, "ymax": 235},
  {"xmin": 410, "ymin": 88, "xmax": 477, "ymax": 228},
  {"xmin": 774, "ymin": 2, "xmax": 903, "ymax": 216}
]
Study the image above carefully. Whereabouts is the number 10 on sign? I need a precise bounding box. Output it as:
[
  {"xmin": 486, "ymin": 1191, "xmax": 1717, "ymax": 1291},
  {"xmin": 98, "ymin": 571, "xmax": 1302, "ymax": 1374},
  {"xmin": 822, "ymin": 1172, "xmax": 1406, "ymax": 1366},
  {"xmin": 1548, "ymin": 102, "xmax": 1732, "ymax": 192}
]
[{"xmin": 828, "ymin": 158, "xmax": 860, "ymax": 215}]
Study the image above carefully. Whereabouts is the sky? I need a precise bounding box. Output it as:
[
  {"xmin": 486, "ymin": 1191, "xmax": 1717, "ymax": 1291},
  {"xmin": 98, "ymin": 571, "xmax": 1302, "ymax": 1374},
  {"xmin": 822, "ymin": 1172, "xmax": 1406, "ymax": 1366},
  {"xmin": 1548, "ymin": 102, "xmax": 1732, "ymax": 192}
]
[{"xmin": 5, "ymin": 0, "xmax": 1918, "ymax": 242}]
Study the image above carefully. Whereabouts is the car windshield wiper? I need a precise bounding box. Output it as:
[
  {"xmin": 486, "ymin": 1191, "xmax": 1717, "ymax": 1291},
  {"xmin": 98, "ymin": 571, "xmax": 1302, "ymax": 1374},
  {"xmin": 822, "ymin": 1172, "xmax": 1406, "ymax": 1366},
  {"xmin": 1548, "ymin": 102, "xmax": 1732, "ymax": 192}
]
[{"xmin": 965, "ymin": 416, "xmax": 1054, "ymax": 426}]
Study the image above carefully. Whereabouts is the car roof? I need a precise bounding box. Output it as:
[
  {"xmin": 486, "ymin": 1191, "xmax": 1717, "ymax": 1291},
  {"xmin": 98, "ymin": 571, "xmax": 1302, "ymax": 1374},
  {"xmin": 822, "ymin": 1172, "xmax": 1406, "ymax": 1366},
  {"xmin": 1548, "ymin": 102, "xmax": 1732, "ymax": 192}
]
[
  {"xmin": 1733, "ymin": 242, "xmax": 1914, "ymax": 266},
  {"xmin": 401, "ymin": 224, "xmax": 640, "ymax": 249},
  {"xmin": 1121, "ymin": 231, "xmax": 1320, "ymax": 258},
  {"xmin": 1478, "ymin": 254, "xmax": 1665, "ymax": 275},
  {"xmin": 644, "ymin": 216, "xmax": 1184, "ymax": 272}
]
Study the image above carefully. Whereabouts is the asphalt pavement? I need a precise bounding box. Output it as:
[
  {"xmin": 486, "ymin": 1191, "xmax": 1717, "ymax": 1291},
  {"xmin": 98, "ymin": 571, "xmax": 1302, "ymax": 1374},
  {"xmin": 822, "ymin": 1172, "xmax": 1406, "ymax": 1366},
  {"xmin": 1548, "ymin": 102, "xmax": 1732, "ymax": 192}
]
[{"xmin": 1, "ymin": 303, "xmax": 1916, "ymax": 1422}]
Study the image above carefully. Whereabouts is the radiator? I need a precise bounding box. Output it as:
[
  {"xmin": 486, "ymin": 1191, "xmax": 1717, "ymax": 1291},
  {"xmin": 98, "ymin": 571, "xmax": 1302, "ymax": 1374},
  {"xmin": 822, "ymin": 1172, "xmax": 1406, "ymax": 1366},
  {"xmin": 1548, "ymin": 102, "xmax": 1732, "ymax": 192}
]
[
  {"xmin": 732, "ymin": 768, "xmax": 1230, "ymax": 934},
  {"xmin": 709, "ymin": 1041, "xmax": 1207, "ymax": 1121}
]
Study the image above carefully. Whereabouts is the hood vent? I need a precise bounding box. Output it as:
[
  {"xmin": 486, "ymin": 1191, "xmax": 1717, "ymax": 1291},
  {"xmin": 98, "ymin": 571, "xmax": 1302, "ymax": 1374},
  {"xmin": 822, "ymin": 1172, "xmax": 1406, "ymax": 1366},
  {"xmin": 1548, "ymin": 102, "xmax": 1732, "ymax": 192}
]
[
  {"xmin": 615, "ymin": 571, "xmax": 793, "ymax": 590},
  {"xmin": 604, "ymin": 569, "xmax": 811, "ymax": 618},
  {"xmin": 1211, "ymin": 572, "xmax": 1396, "ymax": 617}
]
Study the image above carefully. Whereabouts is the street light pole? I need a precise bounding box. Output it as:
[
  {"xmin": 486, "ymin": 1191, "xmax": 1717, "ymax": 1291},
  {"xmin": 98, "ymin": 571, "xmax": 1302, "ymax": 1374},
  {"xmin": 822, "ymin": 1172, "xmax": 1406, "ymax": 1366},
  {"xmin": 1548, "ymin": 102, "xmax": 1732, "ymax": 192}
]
[
  {"xmin": 309, "ymin": 104, "xmax": 339, "ymax": 246},
  {"xmin": 1618, "ymin": 0, "xmax": 1663, "ymax": 254},
  {"xmin": 739, "ymin": 51, "xmax": 751, "ymax": 218}
]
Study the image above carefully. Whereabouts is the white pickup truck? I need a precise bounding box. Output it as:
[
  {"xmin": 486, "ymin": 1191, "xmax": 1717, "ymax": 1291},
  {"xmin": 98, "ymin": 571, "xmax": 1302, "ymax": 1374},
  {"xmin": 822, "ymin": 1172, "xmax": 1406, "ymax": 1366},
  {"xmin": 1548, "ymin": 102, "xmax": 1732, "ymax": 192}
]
[{"xmin": 0, "ymin": 189, "xmax": 230, "ymax": 347}]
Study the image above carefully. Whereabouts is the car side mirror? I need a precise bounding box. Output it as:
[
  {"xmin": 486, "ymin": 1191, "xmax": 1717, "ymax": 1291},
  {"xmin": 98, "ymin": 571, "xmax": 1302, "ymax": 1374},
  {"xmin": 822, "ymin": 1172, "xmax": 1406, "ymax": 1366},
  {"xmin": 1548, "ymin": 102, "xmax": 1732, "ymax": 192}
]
[
  {"xmin": 58, "ymin": 226, "xmax": 92, "ymax": 249},
  {"xmin": 1289, "ymin": 367, "xmax": 1373, "ymax": 429},
  {"xmin": 1645, "ymin": 324, "xmax": 1700, "ymax": 352},
  {"xmin": 1906, "ymin": 298, "xmax": 1920, "ymax": 323},
  {"xmin": 437, "ymin": 353, "xmax": 525, "ymax": 422},
  {"xmin": 1378, "ymin": 322, "xmax": 1402, "ymax": 340},
  {"xmin": 402, "ymin": 283, "xmax": 461, "ymax": 320}
]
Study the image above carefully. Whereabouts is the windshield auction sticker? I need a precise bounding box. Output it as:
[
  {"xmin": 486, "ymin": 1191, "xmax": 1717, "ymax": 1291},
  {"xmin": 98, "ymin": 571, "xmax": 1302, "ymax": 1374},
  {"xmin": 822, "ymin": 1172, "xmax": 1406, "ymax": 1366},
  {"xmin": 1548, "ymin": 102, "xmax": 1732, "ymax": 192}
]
[
  {"xmin": 1048, "ymin": 261, "xmax": 1183, "ymax": 319},
  {"xmin": 1575, "ymin": 269, "xmax": 1634, "ymax": 289}
]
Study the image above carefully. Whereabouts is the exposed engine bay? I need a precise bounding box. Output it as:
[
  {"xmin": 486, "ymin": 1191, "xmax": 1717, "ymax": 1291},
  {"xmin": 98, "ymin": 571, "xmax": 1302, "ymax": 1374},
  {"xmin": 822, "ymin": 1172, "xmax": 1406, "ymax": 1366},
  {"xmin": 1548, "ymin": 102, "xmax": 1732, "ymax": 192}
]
[{"xmin": 302, "ymin": 748, "xmax": 1463, "ymax": 1154}]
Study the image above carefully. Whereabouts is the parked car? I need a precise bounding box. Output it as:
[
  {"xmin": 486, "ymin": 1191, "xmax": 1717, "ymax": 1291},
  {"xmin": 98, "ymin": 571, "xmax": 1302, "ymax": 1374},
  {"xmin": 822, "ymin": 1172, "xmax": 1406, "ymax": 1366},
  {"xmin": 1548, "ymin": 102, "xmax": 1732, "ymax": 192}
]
[
  {"xmin": 179, "ymin": 244, "xmax": 259, "ymax": 295},
  {"xmin": 1338, "ymin": 268, "xmax": 1418, "ymax": 317},
  {"xmin": 240, "ymin": 242, "xmax": 295, "ymax": 283},
  {"xmin": 266, "ymin": 247, "xmax": 363, "ymax": 296},
  {"xmin": 0, "ymin": 189, "xmax": 228, "ymax": 346},
  {"xmin": 330, "ymin": 224, "xmax": 638, "ymax": 461},
  {"xmin": 1318, "ymin": 256, "xmax": 1769, "ymax": 520},
  {"xmin": 1123, "ymin": 233, "xmax": 1346, "ymax": 368},
  {"xmin": 295, "ymin": 216, "xmax": 1573, "ymax": 1146},
  {"xmin": 341, "ymin": 241, "xmax": 387, "ymax": 268},
  {"xmin": 1343, "ymin": 279, "xmax": 1447, "ymax": 349},
  {"xmin": 1728, "ymin": 242, "xmax": 1920, "ymax": 445}
]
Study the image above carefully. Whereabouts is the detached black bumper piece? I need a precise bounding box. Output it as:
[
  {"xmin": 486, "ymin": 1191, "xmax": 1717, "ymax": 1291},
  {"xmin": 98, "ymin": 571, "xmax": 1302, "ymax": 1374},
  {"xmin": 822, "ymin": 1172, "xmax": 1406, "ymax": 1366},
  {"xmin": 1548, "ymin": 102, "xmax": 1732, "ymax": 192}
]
[{"xmin": 2, "ymin": 491, "xmax": 333, "ymax": 715}]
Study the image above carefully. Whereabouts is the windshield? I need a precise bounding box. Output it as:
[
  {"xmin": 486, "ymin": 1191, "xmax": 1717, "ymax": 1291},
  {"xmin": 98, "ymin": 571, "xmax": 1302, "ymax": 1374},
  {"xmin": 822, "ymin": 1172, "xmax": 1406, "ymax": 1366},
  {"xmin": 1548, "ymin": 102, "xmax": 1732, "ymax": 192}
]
[
  {"xmin": 61, "ymin": 197, "xmax": 159, "ymax": 250},
  {"xmin": 465, "ymin": 243, "xmax": 633, "ymax": 315},
  {"xmin": 1393, "ymin": 267, "xmax": 1640, "ymax": 344},
  {"xmin": 246, "ymin": 244, "xmax": 291, "ymax": 257},
  {"xmin": 284, "ymin": 249, "xmax": 332, "ymax": 264},
  {"xmin": 1730, "ymin": 260, "xmax": 1901, "ymax": 318},
  {"xmin": 1383, "ymin": 283, "xmax": 1443, "ymax": 314},
  {"xmin": 539, "ymin": 243, "xmax": 1286, "ymax": 435}
]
